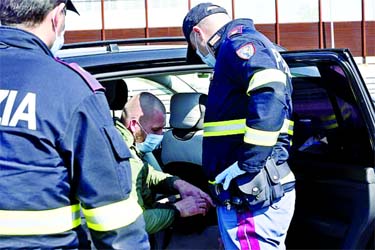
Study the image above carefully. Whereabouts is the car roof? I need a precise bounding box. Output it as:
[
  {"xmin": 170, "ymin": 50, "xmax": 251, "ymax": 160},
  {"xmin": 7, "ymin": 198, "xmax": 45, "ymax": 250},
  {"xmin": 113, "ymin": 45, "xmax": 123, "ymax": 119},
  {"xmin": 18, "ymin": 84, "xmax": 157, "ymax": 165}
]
[
  {"xmin": 57, "ymin": 37, "xmax": 287, "ymax": 75},
  {"xmin": 57, "ymin": 37, "xmax": 190, "ymax": 73}
]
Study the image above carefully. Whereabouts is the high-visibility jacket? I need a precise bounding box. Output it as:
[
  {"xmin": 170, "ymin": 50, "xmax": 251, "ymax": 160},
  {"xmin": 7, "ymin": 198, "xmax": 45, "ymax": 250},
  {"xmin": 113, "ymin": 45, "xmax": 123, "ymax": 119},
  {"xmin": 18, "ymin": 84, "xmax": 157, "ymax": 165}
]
[
  {"xmin": 0, "ymin": 26, "xmax": 149, "ymax": 249},
  {"xmin": 203, "ymin": 19, "xmax": 294, "ymax": 183},
  {"xmin": 115, "ymin": 119, "xmax": 180, "ymax": 235}
]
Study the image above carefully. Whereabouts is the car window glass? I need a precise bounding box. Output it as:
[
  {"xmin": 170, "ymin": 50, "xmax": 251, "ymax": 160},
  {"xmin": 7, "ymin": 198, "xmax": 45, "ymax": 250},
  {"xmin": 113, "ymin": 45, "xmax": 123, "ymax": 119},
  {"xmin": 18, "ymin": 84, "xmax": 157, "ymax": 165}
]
[
  {"xmin": 290, "ymin": 62, "xmax": 372, "ymax": 165},
  {"xmin": 125, "ymin": 72, "xmax": 211, "ymax": 128}
]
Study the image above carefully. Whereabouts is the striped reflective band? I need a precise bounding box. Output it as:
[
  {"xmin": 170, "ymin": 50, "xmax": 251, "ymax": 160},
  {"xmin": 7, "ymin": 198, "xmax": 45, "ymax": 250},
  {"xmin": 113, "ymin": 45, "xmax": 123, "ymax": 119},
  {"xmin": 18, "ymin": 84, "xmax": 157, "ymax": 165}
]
[
  {"xmin": 244, "ymin": 127, "xmax": 279, "ymax": 146},
  {"xmin": 204, "ymin": 118, "xmax": 293, "ymax": 142},
  {"xmin": 320, "ymin": 104, "xmax": 352, "ymax": 130},
  {"xmin": 0, "ymin": 204, "xmax": 81, "ymax": 235},
  {"xmin": 204, "ymin": 119, "xmax": 246, "ymax": 137},
  {"xmin": 247, "ymin": 68, "xmax": 287, "ymax": 95},
  {"xmin": 82, "ymin": 196, "xmax": 142, "ymax": 232},
  {"xmin": 244, "ymin": 119, "xmax": 293, "ymax": 146},
  {"xmin": 281, "ymin": 119, "xmax": 294, "ymax": 136}
]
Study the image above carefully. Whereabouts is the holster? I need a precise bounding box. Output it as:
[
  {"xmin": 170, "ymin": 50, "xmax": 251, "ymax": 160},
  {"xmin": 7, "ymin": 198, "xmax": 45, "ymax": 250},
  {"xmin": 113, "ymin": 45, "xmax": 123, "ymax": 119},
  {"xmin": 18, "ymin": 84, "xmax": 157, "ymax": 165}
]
[{"xmin": 234, "ymin": 157, "xmax": 287, "ymax": 210}]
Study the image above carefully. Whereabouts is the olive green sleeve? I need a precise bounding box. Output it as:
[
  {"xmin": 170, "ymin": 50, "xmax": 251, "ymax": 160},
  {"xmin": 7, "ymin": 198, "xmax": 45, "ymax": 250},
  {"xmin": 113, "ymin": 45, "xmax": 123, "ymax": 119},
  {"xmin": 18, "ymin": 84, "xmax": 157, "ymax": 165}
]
[
  {"xmin": 145, "ymin": 164, "xmax": 180, "ymax": 194},
  {"xmin": 143, "ymin": 207, "xmax": 176, "ymax": 234}
]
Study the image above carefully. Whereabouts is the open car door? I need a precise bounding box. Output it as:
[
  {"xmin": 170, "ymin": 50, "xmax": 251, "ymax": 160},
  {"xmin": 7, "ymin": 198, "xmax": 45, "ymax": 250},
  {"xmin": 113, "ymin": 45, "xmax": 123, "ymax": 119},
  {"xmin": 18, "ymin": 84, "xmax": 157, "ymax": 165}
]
[{"xmin": 282, "ymin": 49, "xmax": 375, "ymax": 249}]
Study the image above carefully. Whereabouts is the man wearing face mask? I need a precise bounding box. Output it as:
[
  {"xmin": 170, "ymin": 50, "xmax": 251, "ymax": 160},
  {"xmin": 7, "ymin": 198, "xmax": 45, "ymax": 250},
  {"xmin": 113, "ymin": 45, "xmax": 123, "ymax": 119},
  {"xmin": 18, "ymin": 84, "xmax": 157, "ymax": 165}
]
[
  {"xmin": 114, "ymin": 92, "xmax": 214, "ymax": 237},
  {"xmin": 182, "ymin": 3, "xmax": 296, "ymax": 250},
  {"xmin": 124, "ymin": 91, "xmax": 166, "ymax": 171},
  {"xmin": 0, "ymin": 0, "xmax": 149, "ymax": 249}
]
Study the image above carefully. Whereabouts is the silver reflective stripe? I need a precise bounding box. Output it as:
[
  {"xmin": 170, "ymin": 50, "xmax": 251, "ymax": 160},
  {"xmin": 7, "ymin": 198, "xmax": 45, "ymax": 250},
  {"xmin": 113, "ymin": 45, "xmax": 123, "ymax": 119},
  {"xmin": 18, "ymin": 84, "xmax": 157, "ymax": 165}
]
[
  {"xmin": 247, "ymin": 68, "xmax": 287, "ymax": 95},
  {"xmin": 0, "ymin": 204, "xmax": 81, "ymax": 235},
  {"xmin": 82, "ymin": 196, "xmax": 142, "ymax": 231},
  {"xmin": 244, "ymin": 126, "xmax": 280, "ymax": 146}
]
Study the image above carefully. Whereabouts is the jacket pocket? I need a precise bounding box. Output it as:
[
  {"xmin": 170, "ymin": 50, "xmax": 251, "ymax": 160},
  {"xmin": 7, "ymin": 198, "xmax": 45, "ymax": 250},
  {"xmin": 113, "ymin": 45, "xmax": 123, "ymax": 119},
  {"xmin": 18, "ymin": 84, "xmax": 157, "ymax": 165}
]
[{"xmin": 103, "ymin": 125, "xmax": 132, "ymax": 161}]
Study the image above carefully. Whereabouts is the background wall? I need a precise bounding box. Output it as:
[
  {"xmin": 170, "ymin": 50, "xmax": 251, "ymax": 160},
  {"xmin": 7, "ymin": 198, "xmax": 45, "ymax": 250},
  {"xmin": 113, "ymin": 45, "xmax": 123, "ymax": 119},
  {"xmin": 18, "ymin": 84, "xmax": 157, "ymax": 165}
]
[{"xmin": 64, "ymin": 0, "xmax": 375, "ymax": 58}]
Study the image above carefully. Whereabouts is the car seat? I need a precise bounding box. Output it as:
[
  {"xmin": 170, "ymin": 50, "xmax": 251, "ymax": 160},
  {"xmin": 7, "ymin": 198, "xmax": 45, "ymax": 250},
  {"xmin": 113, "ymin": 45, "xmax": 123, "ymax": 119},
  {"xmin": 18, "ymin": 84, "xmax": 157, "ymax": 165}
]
[
  {"xmin": 161, "ymin": 92, "xmax": 208, "ymax": 193},
  {"xmin": 160, "ymin": 92, "xmax": 217, "ymax": 236},
  {"xmin": 100, "ymin": 78, "xmax": 128, "ymax": 113}
]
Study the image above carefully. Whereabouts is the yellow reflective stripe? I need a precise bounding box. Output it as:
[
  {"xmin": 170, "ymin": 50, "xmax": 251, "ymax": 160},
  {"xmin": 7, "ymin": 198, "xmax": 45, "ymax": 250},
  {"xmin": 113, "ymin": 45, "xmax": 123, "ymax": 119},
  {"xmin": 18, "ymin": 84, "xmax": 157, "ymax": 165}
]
[
  {"xmin": 320, "ymin": 103, "xmax": 352, "ymax": 130},
  {"xmin": 244, "ymin": 126, "xmax": 279, "ymax": 146},
  {"xmin": 82, "ymin": 196, "xmax": 142, "ymax": 232},
  {"xmin": 204, "ymin": 119, "xmax": 246, "ymax": 137},
  {"xmin": 247, "ymin": 69, "xmax": 287, "ymax": 95},
  {"xmin": 0, "ymin": 204, "xmax": 81, "ymax": 235},
  {"xmin": 204, "ymin": 118, "xmax": 293, "ymax": 139},
  {"xmin": 280, "ymin": 119, "xmax": 294, "ymax": 136}
]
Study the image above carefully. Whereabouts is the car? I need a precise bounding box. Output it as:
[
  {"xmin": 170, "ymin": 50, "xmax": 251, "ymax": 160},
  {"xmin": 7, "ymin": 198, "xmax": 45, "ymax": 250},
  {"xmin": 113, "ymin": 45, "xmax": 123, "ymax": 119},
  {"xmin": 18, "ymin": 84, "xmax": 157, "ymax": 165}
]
[{"xmin": 58, "ymin": 37, "xmax": 375, "ymax": 250}]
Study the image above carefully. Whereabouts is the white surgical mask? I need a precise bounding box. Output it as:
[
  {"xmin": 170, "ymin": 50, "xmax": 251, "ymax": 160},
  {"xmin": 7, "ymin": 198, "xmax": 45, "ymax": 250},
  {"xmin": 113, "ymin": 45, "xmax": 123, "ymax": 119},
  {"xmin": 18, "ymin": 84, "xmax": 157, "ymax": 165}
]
[
  {"xmin": 50, "ymin": 9, "xmax": 65, "ymax": 55},
  {"xmin": 50, "ymin": 30, "xmax": 65, "ymax": 55},
  {"xmin": 136, "ymin": 134, "xmax": 164, "ymax": 153},
  {"xmin": 195, "ymin": 33, "xmax": 216, "ymax": 67}
]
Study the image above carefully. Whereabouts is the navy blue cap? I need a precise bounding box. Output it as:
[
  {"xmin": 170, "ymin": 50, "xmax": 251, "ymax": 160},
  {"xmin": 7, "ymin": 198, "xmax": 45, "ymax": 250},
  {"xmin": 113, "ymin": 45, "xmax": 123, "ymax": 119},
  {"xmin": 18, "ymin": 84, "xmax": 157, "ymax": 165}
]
[
  {"xmin": 66, "ymin": 0, "xmax": 79, "ymax": 15},
  {"xmin": 182, "ymin": 2, "xmax": 227, "ymax": 64}
]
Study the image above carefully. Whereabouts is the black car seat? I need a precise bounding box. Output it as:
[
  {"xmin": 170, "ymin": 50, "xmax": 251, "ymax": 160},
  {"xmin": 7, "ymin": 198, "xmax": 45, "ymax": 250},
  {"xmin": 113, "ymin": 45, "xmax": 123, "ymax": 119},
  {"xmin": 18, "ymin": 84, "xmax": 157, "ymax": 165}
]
[{"xmin": 100, "ymin": 78, "xmax": 128, "ymax": 112}]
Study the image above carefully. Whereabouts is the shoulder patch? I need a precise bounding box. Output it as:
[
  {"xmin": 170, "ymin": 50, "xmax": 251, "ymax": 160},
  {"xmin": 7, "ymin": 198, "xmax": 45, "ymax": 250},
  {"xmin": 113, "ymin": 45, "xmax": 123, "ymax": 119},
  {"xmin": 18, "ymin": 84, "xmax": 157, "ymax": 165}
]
[{"xmin": 236, "ymin": 43, "xmax": 255, "ymax": 60}]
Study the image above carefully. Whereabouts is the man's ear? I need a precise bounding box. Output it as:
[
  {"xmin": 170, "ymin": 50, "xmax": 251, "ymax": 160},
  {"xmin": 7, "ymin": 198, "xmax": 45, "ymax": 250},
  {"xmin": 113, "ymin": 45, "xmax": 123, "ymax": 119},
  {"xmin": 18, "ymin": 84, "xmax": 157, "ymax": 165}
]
[
  {"xmin": 192, "ymin": 26, "xmax": 201, "ymax": 36},
  {"xmin": 51, "ymin": 3, "xmax": 65, "ymax": 32},
  {"xmin": 128, "ymin": 119, "xmax": 138, "ymax": 133}
]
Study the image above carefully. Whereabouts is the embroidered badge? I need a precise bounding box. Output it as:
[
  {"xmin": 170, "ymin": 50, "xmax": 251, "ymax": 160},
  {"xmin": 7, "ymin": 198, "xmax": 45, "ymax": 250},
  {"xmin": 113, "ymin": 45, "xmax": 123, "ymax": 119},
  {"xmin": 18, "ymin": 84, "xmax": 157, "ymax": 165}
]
[{"xmin": 236, "ymin": 43, "xmax": 255, "ymax": 60}]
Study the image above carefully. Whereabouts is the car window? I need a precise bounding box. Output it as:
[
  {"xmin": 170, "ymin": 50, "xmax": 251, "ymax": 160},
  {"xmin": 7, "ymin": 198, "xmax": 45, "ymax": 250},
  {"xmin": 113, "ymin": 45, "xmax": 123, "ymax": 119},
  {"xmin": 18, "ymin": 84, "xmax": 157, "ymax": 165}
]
[
  {"xmin": 290, "ymin": 61, "xmax": 372, "ymax": 165},
  {"xmin": 124, "ymin": 72, "xmax": 211, "ymax": 128},
  {"xmin": 290, "ymin": 66, "xmax": 321, "ymax": 77}
]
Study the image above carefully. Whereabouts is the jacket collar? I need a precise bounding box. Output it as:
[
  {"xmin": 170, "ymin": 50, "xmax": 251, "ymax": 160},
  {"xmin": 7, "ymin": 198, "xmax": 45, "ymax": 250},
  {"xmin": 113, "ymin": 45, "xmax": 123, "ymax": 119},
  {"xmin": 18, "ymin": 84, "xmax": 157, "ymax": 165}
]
[
  {"xmin": 0, "ymin": 26, "xmax": 53, "ymax": 57},
  {"xmin": 207, "ymin": 18, "xmax": 256, "ymax": 56}
]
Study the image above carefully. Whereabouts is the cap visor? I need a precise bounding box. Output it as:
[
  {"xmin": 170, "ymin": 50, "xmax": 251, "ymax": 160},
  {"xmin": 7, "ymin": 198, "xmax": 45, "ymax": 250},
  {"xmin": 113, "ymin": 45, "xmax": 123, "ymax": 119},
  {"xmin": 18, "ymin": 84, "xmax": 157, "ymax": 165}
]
[
  {"xmin": 186, "ymin": 44, "xmax": 204, "ymax": 65},
  {"xmin": 66, "ymin": 0, "xmax": 80, "ymax": 15}
]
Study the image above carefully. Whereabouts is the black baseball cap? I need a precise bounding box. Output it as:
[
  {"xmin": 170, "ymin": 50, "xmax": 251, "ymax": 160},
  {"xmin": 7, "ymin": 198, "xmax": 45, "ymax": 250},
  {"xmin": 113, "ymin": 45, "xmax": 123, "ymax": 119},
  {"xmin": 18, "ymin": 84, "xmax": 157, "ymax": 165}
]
[
  {"xmin": 66, "ymin": 0, "xmax": 79, "ymax": 15},
  {"xmin": 182, "ymin": 2, "xmax": 227, "ymax": 64}
]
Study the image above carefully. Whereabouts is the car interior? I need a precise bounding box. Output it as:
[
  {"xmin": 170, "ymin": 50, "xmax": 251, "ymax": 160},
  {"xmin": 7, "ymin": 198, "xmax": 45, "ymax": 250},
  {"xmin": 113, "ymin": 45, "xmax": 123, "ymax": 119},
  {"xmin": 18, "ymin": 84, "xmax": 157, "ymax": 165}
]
[
  {"xmin": 286, "ymin": 59, "xmax": 375, "ymax": 249},
  {"xmin": 97, "ymin": 55, "xmax": 375, "ymax": 249}
]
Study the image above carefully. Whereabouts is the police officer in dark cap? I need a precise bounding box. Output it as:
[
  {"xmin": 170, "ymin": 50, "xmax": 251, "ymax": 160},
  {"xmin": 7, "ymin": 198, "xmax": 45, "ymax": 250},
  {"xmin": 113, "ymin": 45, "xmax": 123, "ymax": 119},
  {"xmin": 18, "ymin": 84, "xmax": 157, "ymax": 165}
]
[
  {"xmin": 0, "ymin": 0, "xmax": 149, "ymax": 249},
  {"xmin": 182, "ymin": 3, "xmax": 296, "ymax": 249}
]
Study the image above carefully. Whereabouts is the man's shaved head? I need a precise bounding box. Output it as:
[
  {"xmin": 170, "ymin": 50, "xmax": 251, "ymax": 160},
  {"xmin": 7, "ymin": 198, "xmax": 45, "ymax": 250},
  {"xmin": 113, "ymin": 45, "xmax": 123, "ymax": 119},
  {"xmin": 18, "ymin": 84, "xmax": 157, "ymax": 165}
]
[{"xmin": 122, "ymin": 92, "xmax": 166, "ymax": 142}]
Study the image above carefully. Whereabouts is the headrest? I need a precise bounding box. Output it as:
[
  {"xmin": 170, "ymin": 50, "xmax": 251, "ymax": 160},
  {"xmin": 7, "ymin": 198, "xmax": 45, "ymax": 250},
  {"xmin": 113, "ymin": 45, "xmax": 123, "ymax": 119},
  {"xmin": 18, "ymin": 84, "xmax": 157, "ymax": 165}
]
[
  {"xmin": 100, "ymin": 79, "xmax": 128, "ymax": 110},
  {"xmin": 169, "ymin": 93, "xmax": 207, "ymax": 130}
]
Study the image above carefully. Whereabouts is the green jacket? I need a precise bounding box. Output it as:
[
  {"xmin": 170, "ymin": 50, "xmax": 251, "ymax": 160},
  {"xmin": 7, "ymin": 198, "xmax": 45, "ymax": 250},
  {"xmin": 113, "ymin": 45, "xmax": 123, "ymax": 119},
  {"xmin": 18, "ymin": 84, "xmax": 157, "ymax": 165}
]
[{"xmin": 115, "ymin": 119, "xmax": 179, "ymax": 234}]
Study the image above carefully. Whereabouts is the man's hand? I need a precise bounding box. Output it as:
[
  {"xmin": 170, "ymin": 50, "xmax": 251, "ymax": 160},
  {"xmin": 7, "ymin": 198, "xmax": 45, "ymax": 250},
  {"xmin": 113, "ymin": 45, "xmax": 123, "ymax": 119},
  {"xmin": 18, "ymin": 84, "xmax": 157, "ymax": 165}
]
[
  {"xmin": 173, "ymin": 196, "xmax": 210, "ymax": 217},
  {"xmin": 173, "ymin": 179, "xmax": 214, "ymax": 208},
  {"xmin": 215, "ymin": 161, "xmax": 245, "ymax": 190}
]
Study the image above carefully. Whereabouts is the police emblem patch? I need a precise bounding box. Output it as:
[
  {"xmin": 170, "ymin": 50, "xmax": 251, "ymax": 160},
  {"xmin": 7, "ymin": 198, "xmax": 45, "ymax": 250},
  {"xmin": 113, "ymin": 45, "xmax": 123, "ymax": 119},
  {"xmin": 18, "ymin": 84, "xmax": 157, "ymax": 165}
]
[{"xmin": 236, "ymin": 43, "xmax": 255, "ymax": 60}]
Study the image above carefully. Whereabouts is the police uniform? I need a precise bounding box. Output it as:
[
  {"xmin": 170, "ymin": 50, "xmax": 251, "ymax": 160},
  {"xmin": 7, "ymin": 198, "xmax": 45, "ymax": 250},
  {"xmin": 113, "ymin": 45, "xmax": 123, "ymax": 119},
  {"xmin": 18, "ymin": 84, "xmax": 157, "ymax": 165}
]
[
  {"xmin": 0, "ymin": 26, "xmax": 149, "ymax": 249},
  {"xmin": 202, "ymin": 19, "xmax": 296, "ymax": 249}
]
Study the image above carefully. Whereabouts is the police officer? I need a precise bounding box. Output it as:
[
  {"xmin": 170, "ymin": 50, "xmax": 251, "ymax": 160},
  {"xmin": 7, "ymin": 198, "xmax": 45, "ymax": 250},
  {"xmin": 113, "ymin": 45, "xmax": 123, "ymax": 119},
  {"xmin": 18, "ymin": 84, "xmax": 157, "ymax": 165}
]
[
  {"xmin": 182, "ymin": 3, "xmax": 296, "ymax": 249},
  {"xmin": 0, "ymin": 0, "xmax": 149, "ymax": 249}
]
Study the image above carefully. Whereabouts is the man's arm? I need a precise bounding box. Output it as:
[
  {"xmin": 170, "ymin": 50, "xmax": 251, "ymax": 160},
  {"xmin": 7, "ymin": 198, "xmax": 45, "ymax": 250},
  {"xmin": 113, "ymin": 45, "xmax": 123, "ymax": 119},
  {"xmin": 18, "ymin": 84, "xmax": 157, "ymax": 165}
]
[{"xmin": 59, "ymin": 92, "xmax": 149, "ymax": 249}]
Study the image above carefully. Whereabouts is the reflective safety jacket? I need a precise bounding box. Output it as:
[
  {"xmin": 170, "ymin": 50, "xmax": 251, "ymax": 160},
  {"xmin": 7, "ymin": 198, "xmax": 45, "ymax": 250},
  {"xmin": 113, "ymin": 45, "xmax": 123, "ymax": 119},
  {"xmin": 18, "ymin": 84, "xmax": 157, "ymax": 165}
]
[
  {"xmin": 115, "ymin": 119, "xmax": 180, "ymax": 235},
  {"xmin": 203, "ymin": 19, "xmax": 294, "ymax": 181},
  {"xmin": 0, "ymin": 26, "xmax": 149, "ymax": 249}
]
